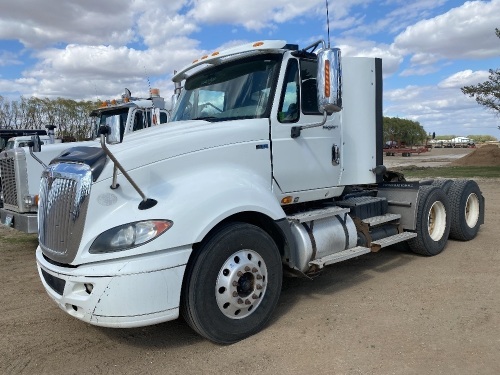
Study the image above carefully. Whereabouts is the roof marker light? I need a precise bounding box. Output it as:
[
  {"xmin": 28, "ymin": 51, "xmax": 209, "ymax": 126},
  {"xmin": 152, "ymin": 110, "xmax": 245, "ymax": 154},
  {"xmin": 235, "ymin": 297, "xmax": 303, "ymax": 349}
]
[{"xmin": 253, "ymin": 41, "xmax": 264, "ymax": 47}]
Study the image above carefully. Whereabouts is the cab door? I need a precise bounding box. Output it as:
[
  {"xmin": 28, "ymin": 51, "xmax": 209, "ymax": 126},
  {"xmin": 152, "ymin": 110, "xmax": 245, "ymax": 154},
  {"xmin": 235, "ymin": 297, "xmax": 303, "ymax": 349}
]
[{"xmin": 271, "ymin": 57, "xmax": 342, "ymax": 193}]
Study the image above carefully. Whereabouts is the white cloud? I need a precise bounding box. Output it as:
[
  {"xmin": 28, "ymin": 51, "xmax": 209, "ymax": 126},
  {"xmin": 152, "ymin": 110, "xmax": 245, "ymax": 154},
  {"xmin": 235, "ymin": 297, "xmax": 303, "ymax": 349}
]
[
  {"xmin": 394, "ymin": 0, "xmax": 500, "ymax": 61},
  {"xmin": 342, "ymin": 0, "xmax": 447, "ymax": 36},
  {"xmin": 188, "ymin": 0, "xmax": 326, "ymax": 31},
  {"xmin": 400, "ymin": 65, "xmax": 439, "ymax": 76},
  {"xmin": 7, "ymin": 37, "xmax": 205, "ymax": 99},
  {"xmin": 0, "ymin": 51, "xmax": 22, "ymax": 66},
  {"xmin": 385, "ymin": 83, "xmax": 499, "ymax": 136},
  {"xmin": 339, "ymin": 39, "xmax": 403, "ymax": 76},
  {"xmin": 0, "ymin": 0, "xmax": 136, "ymax": 48},
  {"xmin": 438, "ymin": 69, "xmax": 491, "ymax": 89}
]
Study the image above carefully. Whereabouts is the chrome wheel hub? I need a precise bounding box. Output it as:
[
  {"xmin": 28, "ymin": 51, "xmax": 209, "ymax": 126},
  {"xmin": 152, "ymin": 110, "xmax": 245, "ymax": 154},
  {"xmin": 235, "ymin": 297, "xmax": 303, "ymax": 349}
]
[{"xmin": 215, "ymin": 249, "xmax": 267, "ymax": 319}]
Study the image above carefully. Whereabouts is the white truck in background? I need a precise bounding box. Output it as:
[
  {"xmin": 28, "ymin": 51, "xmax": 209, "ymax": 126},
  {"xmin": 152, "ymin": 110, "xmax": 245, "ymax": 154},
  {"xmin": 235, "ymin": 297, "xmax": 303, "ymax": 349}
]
[
  {"xmin": 33, "ymin": 40, "xmax": 484, "ymax": 344},
  {"xmin": 0, "ymin": 135, "xmax": 54, "ymax": 196},
  {"xmin": 0, "ymin": 89, "xmax": 169, "ymax": 232},
  {"xmin": 3, "ymin": 134, "xmax": 56, "ymax": 150}
]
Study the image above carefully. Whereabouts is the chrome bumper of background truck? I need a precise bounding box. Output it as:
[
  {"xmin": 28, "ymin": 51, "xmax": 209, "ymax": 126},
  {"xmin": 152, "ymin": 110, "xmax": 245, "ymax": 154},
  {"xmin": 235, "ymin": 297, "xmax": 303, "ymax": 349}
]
[{"xmin": 0, "ymin": 208, "xmax": 37, "ymax": 233}]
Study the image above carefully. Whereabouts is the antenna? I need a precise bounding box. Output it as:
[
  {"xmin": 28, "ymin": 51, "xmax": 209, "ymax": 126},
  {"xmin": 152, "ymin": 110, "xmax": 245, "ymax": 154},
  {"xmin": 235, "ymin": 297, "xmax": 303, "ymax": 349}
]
[
  {"xmin": 325, "ymin": 0, "xmax": 331, "ymax": 48},
  {"xmin": 144, "ymin": 65, "xmax": 157, "ymax": 125},
  {"xmin": 144, "ymin": 65, "xmax": 152, "ymax": 97}
]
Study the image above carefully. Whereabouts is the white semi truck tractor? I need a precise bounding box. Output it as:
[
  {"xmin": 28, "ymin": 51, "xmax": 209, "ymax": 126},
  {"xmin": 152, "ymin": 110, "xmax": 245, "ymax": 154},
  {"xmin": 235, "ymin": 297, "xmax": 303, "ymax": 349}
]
[{"xmin": 34, "ymin": 40, "xmax": 484, "ymax": 344}]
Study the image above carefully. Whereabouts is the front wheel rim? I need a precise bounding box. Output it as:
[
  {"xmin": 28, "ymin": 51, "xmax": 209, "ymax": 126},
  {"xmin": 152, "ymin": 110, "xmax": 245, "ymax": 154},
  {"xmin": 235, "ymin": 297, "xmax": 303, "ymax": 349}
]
[
  {"xmin": 215, "ymin": 249, "xmax": 268, "ymax": 319},
  {"xmin": 428, "ymin": 200, "xmax": 447, "ymax": 241}
]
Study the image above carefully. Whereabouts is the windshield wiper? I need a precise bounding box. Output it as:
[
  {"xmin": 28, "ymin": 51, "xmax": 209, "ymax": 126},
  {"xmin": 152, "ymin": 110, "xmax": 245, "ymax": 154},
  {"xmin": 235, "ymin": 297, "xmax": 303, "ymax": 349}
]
[{"xmin": 191, "ymin": 116, "xmax": 220, "ymax": 122}]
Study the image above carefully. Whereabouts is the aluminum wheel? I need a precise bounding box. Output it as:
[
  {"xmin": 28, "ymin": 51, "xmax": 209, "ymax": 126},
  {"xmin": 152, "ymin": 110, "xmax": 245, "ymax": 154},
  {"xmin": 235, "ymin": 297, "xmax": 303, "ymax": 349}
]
[
  {"xmin": 215, "ymin": 249, "xmax": 267, "ymax": 319},
  {"xmin": 428, "ymin": 200, "xmax": 447, "ymax": 241},
  {"xmin": 464, "ymin": 193, "xmax": 480, "ymax": 228}
]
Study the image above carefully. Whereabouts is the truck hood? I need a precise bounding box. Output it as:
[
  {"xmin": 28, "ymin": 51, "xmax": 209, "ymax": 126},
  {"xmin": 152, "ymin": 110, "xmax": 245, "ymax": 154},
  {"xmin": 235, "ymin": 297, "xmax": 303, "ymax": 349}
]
[{"xmin": 96, "ymin": 118, "xmax": 270, "ymax": 181}]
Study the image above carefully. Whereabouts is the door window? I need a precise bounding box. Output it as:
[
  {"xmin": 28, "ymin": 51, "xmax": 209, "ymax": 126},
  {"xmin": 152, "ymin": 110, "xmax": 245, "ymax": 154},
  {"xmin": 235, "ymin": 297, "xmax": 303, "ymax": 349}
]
[
  {"xmin": 300, "ymin": 59, "xmax": 321, "ymax": 115},
  {"xmin": 278, "ymin": 60, "xmax": 299, "ymax": 123}
]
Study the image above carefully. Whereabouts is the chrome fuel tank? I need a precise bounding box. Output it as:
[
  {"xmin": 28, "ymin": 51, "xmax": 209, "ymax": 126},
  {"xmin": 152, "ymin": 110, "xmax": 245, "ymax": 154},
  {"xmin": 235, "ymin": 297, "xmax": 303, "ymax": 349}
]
[{"xmin": 290, "ymin": 213, "xmax": 357, "ymax": 272}]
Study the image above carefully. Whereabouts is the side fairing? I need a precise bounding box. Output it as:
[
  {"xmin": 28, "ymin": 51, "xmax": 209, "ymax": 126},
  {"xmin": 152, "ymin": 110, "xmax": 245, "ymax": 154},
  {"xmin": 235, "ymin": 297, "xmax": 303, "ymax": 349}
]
[{"xmin": 339, "ymin": 57, "xmax": 383, "ymax": 186}]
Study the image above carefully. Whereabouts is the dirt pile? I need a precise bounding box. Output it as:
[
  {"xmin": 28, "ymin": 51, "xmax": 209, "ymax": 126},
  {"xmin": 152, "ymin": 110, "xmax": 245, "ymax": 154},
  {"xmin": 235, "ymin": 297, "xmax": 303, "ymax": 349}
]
[{"xmin": 450, "ymin": 144, "xmax": 500, "ymax": 167}]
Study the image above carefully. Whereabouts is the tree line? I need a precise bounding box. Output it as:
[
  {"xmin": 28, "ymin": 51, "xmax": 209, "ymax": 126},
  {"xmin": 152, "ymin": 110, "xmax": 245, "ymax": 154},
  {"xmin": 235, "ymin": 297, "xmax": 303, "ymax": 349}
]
[
  {"xmin": 0, "ymin": 95, "xmax": 99, "ymax": 141},
  {"xmin": 383, "ymin": 116, "xmax": 428, "ymax": 146}
]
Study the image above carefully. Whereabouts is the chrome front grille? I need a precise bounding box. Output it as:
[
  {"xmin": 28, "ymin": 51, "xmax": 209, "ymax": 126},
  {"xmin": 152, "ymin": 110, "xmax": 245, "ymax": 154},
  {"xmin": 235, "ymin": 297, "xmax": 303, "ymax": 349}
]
[
  {"xmin": 0, "ymin": 148, "xmax": 31, "ymax": 211},
  {"xmin": 0, "ymin": 153, "xmax": 19, "ymax": 207},
  {"xmin": 39, "ymin": 163, "xmax": 92, "ymax": 264}
]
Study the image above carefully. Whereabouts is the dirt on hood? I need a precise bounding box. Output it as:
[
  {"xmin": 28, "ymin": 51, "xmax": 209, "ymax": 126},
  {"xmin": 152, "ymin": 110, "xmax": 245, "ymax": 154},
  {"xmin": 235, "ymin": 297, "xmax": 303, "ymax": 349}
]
[{"xmin": 450, "ymin": 144, "xmax": 500, "ymax": 167}]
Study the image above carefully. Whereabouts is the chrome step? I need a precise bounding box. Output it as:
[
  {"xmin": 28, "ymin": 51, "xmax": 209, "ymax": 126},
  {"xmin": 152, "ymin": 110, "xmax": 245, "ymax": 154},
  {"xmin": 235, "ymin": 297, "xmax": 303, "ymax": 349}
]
[
  {"xmin": 371, "ymin": 231, "xmax": 417, "ymax": 251},
  {"xmin": 287, "ymin": 206, "xmax": 350, "ymax": 223},
  {"xmin": 309, "ymin": 246, "xmax": 371, "ymax": 269},
  {"xmin": 362, "ymin": 213, "xmax": 401, "ymax": 226}
]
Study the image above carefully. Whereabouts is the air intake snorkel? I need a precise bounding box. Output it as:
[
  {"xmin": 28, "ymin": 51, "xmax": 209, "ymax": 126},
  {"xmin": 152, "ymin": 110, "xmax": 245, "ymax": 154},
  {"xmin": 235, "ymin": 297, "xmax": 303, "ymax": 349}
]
[{"xmin": 98, "ymin": 125, "xmax": 157, "ymax": 210}]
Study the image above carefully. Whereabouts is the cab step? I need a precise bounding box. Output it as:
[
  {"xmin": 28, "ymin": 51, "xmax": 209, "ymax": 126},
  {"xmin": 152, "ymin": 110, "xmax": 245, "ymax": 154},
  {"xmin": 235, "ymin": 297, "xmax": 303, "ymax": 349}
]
[
  {"xmin": 287, "ymin": 206, "xmax": 350, "ymax": 223},
  {"xmin": 371, "ymin": 231, "xmax": 417, "ymax": 251},
  {"xmin": 362, "ymin": 213, "xmax": 401, "ymax": 226},
  {"xmin": 309, "ymin": 246, "xmax": 371, "ymax": 269}
]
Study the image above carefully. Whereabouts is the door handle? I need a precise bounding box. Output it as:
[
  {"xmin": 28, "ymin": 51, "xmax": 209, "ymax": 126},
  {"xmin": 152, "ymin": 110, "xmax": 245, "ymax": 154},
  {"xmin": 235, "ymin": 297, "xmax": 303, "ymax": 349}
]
[{"xmin": 332, "ymin": 144, "xmax": 340, "ymax": 165}]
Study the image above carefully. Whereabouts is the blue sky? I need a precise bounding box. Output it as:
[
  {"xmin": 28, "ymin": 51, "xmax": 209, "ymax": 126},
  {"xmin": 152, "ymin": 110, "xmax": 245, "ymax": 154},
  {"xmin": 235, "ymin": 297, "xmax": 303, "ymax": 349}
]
[{"xmin": 0, "ymin": 0, "xmax": 499, "ymax": 137}]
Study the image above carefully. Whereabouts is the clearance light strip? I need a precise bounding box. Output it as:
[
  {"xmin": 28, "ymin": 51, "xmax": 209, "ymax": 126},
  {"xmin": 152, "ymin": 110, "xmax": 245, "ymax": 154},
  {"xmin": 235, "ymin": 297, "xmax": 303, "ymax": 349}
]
[{"xmin": 172, "ymin": 40, "xmax": 287, "ymax": 83}]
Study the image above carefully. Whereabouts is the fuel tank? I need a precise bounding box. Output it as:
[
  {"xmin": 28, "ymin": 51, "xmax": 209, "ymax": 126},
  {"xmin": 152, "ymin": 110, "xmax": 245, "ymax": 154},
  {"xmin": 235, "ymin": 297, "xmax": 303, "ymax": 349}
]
[{"xmin": 290, "ymin": 213, "xmax": 357, "ymax": 272}]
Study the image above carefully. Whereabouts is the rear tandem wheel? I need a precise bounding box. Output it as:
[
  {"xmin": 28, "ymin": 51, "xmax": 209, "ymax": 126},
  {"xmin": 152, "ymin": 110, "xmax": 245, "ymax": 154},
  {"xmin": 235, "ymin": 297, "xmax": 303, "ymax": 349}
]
[
  {"xmin": 448, "ymin": 179, "xmax": 484, "ymax": 241},
  {"xmin": 408, "ymin": 185, "xmax": 451, "ymax": 256}
]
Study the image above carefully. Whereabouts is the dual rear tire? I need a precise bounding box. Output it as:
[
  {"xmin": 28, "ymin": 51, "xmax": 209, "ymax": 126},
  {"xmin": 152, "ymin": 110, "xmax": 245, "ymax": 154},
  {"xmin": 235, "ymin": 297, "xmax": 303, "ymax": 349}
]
[
  {"xmin": 408, "ymin": 179, "xmax": 484, "ymax": 256},
  {"xmin": 408, "ymin": 186, "xmax": 451, "ymax": 256}
]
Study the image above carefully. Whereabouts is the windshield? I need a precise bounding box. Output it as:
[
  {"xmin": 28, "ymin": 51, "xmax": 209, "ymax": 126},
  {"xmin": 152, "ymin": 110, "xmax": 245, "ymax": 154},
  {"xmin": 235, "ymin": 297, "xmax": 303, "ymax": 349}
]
[
  {"xmin": 5, "ymin": 140, "xmax": 15, "ymax": 150},
  {"xmin": 171, "ymin": 54, "xmax": 281, "ymax": 122}
]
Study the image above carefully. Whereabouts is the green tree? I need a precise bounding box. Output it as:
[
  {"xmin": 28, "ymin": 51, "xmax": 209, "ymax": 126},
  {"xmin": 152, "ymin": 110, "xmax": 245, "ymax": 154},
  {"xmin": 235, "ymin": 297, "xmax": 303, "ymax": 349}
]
[
  {"xmin": 461, "ymin": 28, "xmax": 500, "ymax": 114},
  {"xmin": 467, "ymin": 134, "xmax": 498, "ymax": 142},
  {"xmin": 0, "ymin": 96, "xmax": 98, "ymax": 140},
  {"xmin": 383, "ymin": 116, "xmax": 427, "ymax": 146}
]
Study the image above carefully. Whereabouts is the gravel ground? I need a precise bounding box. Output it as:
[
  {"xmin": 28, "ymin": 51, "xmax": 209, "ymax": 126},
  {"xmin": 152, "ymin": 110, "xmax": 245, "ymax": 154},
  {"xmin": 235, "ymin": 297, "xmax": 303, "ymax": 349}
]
[{"xmin": 0, "ymin": 148, "xmax": 498, "ymax": 375}]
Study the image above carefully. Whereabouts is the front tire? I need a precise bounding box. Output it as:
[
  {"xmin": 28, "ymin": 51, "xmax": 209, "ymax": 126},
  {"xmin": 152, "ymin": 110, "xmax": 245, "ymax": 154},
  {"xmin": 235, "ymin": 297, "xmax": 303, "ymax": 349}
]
[
  {"xmin": 408, "ymin": 185, "xmax": 451, "ymax": 256},
  {"xmin": 181, "ymin": 222, "xmax": 282, "ymax": 344},
  {"xmin": 448, "ymin": 180, "xmax": 483, "ymax": 241}
]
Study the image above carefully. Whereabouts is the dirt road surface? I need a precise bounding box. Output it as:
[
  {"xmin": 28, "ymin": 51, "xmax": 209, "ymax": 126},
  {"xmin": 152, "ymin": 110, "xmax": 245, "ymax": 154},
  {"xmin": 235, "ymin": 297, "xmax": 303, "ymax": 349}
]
[{"xmin": 1, "ymin": 149, "xmax": 499, "ymax": 375}]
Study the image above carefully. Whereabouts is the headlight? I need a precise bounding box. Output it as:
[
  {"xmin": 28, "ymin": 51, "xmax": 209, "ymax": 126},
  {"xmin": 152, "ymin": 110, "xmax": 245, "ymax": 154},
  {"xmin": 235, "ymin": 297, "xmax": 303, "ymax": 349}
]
[{"xmin": 89, "ymin": 220, "xmax": 173, "ymax": 254}]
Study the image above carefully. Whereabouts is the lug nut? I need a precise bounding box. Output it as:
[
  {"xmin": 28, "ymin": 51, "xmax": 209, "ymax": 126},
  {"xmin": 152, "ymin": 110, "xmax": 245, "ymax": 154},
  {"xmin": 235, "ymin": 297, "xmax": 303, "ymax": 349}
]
[
  {"xmin": 256, "ymin": 275, "xmax": 262, "ymax": 280},
  {"xmin": 237, "ymin": 271, "xmax": 243, "ymax": 277},
  {"xmin": 252, "ymin": 267, "xmax": 258, "ymax": 273},
  {"xmin": 245, "ymin": 299, "xmax": 251, "ymax": 305},
  {"xmin": 244, "ymin": 266, "xmax": 250, "ymax": 271},
  {"xmin": 252, "ymin": 294, "xmax": 258, "ymax": 299},
  {"xmin": 232, "ymin": 291, "xmax": 238, "ymax": 297},
  {"xmin": 256, "ymin": 284, "xmax": 262, "ymax": 290},
  {"xmin": 232, "ymin": 281, "xmax": 238, "ymax": 286},
  {"xmin": 237, "ymin": 298, "xmax": 243, "ymax": 304}
]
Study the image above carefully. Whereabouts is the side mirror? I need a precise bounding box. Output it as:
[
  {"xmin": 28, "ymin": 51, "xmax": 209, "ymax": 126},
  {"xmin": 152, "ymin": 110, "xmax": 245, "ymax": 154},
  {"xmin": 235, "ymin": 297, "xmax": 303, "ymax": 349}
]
[
  {"xmin": 171, "ymin": 80, "xmax": 182, "ymax": 112},
  {"xmin": 30, "ymin": 135, "xmax": 42, "ymax": 152},
  {"xmin": 104, "ymin": 115, "xmax": 122, "ymax": 144},
  {"xmin": 317, "ymin": 48, "xmax": 342, "ymax": 115}
]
